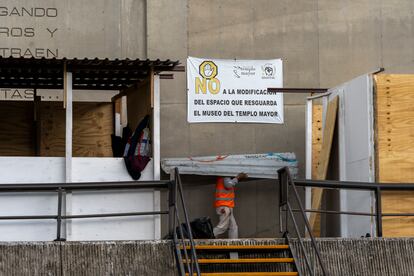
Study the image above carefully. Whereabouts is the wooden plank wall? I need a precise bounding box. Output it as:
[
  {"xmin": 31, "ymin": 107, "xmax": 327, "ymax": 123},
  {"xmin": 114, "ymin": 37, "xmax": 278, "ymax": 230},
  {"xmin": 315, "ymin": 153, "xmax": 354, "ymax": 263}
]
[
  {"xmin": 39, "ymin": 102, "xmax": 65, "ymax": 156},
  {"xmin": 0, "ymin": 102, "xmax": 35, "ymax": 156},
  {"xmin": 40, "ymin": 102, "xmax": 114, "ymax": 157},
  {"xmin": 375, "ymin": 74, "xmax": 414, "ymax": 237},
  {"xmin": 126, "ymin": 81, "xmax": 151, "ymax": 130}
]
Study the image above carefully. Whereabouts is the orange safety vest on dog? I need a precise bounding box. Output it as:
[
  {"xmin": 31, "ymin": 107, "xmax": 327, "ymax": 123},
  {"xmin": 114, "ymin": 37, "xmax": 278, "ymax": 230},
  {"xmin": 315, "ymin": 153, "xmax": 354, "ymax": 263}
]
[{"xmin": 215, "ymin": 177, "xmax": 235, "ymax": 208}]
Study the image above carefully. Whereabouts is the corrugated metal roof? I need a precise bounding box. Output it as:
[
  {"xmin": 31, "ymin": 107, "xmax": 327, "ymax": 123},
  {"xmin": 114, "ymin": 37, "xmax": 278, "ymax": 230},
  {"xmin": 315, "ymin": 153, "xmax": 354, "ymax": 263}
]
[{"xmin": 0, "ymin": 57, "xmax": 183, "ymax": 90}]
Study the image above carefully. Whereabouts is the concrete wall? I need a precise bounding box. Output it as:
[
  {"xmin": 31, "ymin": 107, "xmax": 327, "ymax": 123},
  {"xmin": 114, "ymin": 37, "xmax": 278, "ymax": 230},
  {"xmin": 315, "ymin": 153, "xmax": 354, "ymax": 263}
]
[
  {"xmin": 290, "ymin": 238, "xmax": 414, "ymax": 276},
  {"xmin": 0, "ymin": 241, "xmax": 176, "ymax": 276},
  {"xmin": 2, "ymin": 0, "xmax": 414, "ymax": 238},
  {"xmin": 1, "ymin": 239, "xmax": 414, "ymax": 275}
]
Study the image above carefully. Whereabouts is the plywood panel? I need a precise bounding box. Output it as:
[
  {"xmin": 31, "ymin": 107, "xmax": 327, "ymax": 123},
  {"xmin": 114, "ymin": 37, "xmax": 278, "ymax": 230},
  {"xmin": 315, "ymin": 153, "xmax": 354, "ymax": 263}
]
[
  {"xmin": 310, "ymin": 97, "xmax": 338, "ymax": 231},
  {"xmin": 312, "ymin": 104, "xmax": 323, "ymax": 179},
  {"xmin": 375, "ymin": 74, "xmax": 414, "ymax": 237},
  {"xmin": 39, "ymin": 102, "xmax": 65, "ymax": 156},
  {"xmin": 126, "ymin": 81, "xmax": 151, "ymax": 130},
  {"xmin": 0, "ymin": 102, "xmax": 35, "ymax": 156},
  {"xmin": 73, "ymin": 103, "xmax": 113, "ymax": 157},
  {"xmin": 40, "ymin": 102, "xmax": 113, "ymax": 157},
  {"xmin": 311, "ymin": 103, "xmax": 323, "ymax": 236}
]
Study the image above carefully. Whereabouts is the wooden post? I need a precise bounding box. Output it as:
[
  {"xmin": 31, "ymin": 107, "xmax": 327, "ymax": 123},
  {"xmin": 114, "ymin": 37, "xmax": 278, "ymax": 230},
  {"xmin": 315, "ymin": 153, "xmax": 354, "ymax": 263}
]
[
  {"xmin": 63, "ymin": 70, "xmax": 73, "ymax": 241},
  {"xmin": 305, "ymin": 99, "xmax": 313, "ymax": 219},
  {"xmin": 153, "ymin": 74, "xmax": 160, "ymax": 181},
  {"xmin": 34, "ymin": 89, "xmax": 41, "ymax": 156},
  {"xmin": 153, "ymin": 73, "xmax": 161, "ymax": 239},
  {"xmin": 309, "ymin": 96, "xmax": 339, "ymax": 231},
  {"xmin": 150, "ymin": 67, "xmax": 155, "ymax": 108},
  {"xmin": 65, "ymin": 71, "xmax": 73, "ymax": 183}
]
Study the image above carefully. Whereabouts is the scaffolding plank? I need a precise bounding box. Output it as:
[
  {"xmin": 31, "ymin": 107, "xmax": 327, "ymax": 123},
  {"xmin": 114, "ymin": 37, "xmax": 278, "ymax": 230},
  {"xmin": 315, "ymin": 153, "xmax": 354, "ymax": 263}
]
[{"xmin": 309, "ymin": 96, "xmax": 338, "ymax": 231}]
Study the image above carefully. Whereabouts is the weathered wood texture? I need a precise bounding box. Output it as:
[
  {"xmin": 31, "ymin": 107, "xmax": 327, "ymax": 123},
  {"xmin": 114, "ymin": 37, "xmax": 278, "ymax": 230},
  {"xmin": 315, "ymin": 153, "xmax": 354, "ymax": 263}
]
[
  {"xmin": 40, "ymin": 102, "xmax": 114, "ymax": 157},
  {"xmin": 125, "ymin": 81, "xmax": 151, "ymax": 131},
  {"xmin": 311, "ymin": 104, "xmax": 323, "ymax": 180},
  {"xmin": 39, "ymin": 102, "xmax": 65, "ymax": 156},
  {"xmin": 290, "ymin": 238, "xmax": 414, "ymax": 276},
  {"xmin": 311, "ymin": 104, "xmax": 323, "ymax": 237},
  {"xmin": 0, "ymin": 102, "xmax": 35, "ymax": 156},
  {"xmin": 310, "ymin": 97, "xmax": 338, "ymax": 232},
  {"xmin": 375, "ymin": 74, "xmax": 414, "ymax": 237}
]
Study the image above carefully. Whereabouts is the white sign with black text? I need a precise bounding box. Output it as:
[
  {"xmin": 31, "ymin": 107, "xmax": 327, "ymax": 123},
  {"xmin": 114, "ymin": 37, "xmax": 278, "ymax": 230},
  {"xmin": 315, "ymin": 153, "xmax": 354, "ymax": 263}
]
[{"xmin": 187, "ymin": 57, "xmax": 283, "ymax": 123}]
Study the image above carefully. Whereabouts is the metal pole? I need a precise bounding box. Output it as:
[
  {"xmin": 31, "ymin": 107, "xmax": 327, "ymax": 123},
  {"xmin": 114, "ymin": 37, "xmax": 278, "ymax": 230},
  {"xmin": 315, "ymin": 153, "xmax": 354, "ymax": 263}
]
[
  {"xmin": 55, "ymin": 188, "xmax": 63, "ymax": 241},
  {"xmin": 288, "ymin": 171, "xmax": 327, "ymax": 276},
  {"xmin": 375, "ymin": 187, "xmax": 383, "ymax": 237},
  {"xmin": 285, "ymin": 172, "xmax": 289, "ymax": 234},
  {"xmin": 279, "ymin": 206, "xmax": 283, "ymax": 234},
  {"xmin": 175, "ymin": 168, "xmax": 200, "ymax": 276},
  {"xmin": 168, "ymin": 180, "xmax": 176, "ymax": 237},
  {"xmin": 287, "ymin": 203, "xmax": 314, "ymax": 276}
]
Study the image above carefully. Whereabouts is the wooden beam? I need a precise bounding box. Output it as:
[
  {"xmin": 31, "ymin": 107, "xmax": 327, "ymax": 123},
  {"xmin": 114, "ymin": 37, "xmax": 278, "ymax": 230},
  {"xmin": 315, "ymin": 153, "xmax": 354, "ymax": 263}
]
[
  {"xmin": 309, "ymin": 96, "xmax": 338, "ymax": 231},
  {"xmin": 153, "ymin": 74, "xmax": 161, "ymax": 239},
  {"xmin": 34, "ymin": 93, "xmax": 41, "ymax": 156},
  {"xmin": 63, "ymin": 63, "xmax": 67, "ymax": 109},
  {"xmin": 150, "ymin": 68, "xmax": 155, "ymax": 108}
]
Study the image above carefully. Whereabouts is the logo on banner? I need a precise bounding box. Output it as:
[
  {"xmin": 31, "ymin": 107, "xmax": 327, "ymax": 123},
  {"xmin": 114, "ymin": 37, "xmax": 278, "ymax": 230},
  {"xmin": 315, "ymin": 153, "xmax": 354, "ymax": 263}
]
[
  {"xmin": 195, "ymin": 61, "xmax": 220, "ymax": 94},
  {"xmin": 233, "ymin": 65, "xmax": 256, "ymax": 79},
  {"xmin": 261, "ymin": 63, "xmax": 276, "ymax": 79}
]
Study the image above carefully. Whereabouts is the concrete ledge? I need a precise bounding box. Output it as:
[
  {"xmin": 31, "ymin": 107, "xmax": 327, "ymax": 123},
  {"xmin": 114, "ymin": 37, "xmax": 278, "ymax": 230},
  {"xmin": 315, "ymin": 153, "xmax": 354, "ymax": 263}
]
[
  {"xmin": 0, "ymin": 238, "xmax": 413, "ymax": 275},
  {"xmin": 289, "ymin": 238, "xmax": 414, "ymax": 276},
  {"xmin": 0, "ymin": 242, "xmax": 60, "ymax": 276},
  {"xmin": 61, "ymin": 241, "xmax": 176, "ymax": 276}
]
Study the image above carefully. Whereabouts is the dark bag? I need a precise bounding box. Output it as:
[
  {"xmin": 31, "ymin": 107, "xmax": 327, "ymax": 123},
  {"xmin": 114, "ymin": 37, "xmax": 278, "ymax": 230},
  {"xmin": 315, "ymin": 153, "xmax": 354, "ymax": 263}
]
[
  {"xmin": 123, "ymin": 115, "xmax": 151, "ymax": 180},
  {"xmin": 190, "ymin": 217, "xmax": 215, "ymax": 239},
  {"xmin": 164, "ymin": 217, "xmax": 215, "ymax": 240},
  {"xmin": 124, "ymin": 155, "xmax": 151, "ymax": 180},
  {"xmin": 175, "ymin": 223, "xmax": 190, "ymax": 239}
]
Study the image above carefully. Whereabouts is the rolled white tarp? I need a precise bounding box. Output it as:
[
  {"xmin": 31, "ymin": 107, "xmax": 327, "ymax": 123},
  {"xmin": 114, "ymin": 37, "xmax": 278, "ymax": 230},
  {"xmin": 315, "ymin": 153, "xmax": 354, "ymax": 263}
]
[{"xmin": 161, "ymin": 153, "xmax": 298, "ymax": 179}]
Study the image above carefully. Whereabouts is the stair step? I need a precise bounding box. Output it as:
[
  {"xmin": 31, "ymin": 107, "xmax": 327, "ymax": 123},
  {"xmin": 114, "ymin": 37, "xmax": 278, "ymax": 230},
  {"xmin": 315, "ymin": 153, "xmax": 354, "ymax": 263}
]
[
  {"xmin": 185, "ymin": 258, "xmax": 294, "ymax": 264},
  {"xmin": 182, "ymin": 245, "xmax": 289, "ymax": 250},
  {"xmin": 185, "ymin": 272, "xmax": 298, "ymax": 276}
]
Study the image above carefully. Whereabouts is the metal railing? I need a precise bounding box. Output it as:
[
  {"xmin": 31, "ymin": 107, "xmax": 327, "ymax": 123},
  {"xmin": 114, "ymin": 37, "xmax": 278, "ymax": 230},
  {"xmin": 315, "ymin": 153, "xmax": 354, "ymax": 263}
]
[
  {"xmin": 0, "ymin": 169, "xmax": 200, "ymax": 276},
  {"xmin": 278, "ymin": 166, "xmax": 414, "ymax": 276},
  {"xmin": 0, "ymin": 180, "xmax": 170, "ymax": 241},
  {"xmin": 170, "ymin": 168, "xmax": 200, "ymax": 276},
  {"xmin": 278, "ymin": 167, "xmax": 327, "ymax": 276}
]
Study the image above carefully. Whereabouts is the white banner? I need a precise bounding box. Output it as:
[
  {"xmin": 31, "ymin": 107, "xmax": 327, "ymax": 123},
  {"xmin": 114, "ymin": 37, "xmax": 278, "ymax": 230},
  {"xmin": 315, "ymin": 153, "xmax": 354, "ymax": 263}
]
[{"xmin": 187, "ymin": 57, "xmax": 283, "ymax": 123}]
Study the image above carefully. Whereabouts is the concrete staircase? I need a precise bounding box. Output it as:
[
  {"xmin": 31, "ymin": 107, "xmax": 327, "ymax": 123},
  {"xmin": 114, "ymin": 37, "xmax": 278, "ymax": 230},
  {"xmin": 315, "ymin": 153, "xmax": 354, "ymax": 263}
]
[{"xmin": 183, "ymin": 243, "xmax": 298, "ymax": 276}]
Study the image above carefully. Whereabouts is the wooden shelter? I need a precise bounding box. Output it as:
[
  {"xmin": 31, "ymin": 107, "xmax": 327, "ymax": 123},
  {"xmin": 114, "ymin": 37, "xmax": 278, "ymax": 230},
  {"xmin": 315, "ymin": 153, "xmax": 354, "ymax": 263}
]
[{"xmin": 0, "ymin": 56, "xmax": 183, "ymax": 241}]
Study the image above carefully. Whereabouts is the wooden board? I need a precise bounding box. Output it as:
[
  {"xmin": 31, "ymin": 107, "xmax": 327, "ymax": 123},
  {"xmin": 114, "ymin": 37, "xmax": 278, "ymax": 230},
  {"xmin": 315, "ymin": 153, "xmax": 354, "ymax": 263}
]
[
  {"xmin": 311, "ymin": 103, "xmax": 323, "ymax": 236},
  {"xmin": 39, "ymin": 102, "xmax": 66, "ymax": 156},
  {"xmin": 73, "ymin": 103, "xmax": 113, "ymax": 157},
  {"xmin": 0, "ymin": 102, "xmax": 35, "ymax": 156},
  {"xmin": 309, "ymin": 96, "xmax": 338, "ymax": 231},
  {"xmin": 40, "ymin": 102, "xmax": 114, "ymax": 157},
  {"xmin": 375, "ymin": 74, "xmax": 414, "ymax": 237},
  {"xmin": 312, "ymin": 104, "xmax": 323, "ymax": 178},
  {"xmin": 125, "ymin": 81, "xmax": 151, "ymax": 130}
]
